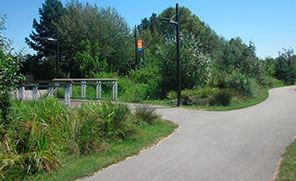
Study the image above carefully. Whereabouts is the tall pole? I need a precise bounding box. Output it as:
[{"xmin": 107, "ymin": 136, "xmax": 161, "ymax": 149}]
[
  {"xmin": 56, "ymin": 33, "xmax": 59, "ymax": 77},
  {"xmin": 176, "ymin": 3, "xmax": 181, "ymax": 106},
  {"xmin": 134, "ymin": 25, "xmax": 138, "ymax": 69}
]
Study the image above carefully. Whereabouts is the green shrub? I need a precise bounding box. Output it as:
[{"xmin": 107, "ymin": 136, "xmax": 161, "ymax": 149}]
[
  {"xmin": 224, "ymin": 70, "xmax": 254, "ymax": 96},
  {"xmin": 167, "ymin": 91, "xmax": 177, "ymax": 100},
  {"xmin": 0, "ymin": 98, "xmax": 142, "ymax": 179},
  {"xmin": 0, "ymin": 92, "xmax": 11, "ymax": 125},
  {"xmin": 0, "ymin": 98, "xmax": 65, "ymax": 178},
  {"xmin": 181, "ymin": 89, "xmax": 198, "ymax": 105},
  {"xmin": 128, "ymin": 65, "xmax": 161, "ymax": 99},
  {"xmin": 134, "ymin": 105, "xmax": 159, "ymax": 124},
  {"xmin": 208, "ymin": 89, "xmax": 232, "ymax": 106},
  {"xmin": 181, "ymin": 87, "xmax": 219, "ymax": 106},
  {"xmin": 74, "ymin": 102, "xmax": 105, "ymax": 155},
  {"xmin": 98, "ymin": 102, "xmax": 132, "ymax": 139},
  {"xmin": 118, "ymin": 78, "xmax": 149, "ymax": 102}
]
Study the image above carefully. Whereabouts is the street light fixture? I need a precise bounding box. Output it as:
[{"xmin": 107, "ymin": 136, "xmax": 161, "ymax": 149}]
[{"xmin": 161, "ymin": 3, "xmax": 181, "ymax": 106}]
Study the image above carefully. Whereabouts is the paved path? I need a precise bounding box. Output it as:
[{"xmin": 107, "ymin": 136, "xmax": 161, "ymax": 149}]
[{"xmin": 82, "ymin": 86, "xmax": 296, "ymax": 181}]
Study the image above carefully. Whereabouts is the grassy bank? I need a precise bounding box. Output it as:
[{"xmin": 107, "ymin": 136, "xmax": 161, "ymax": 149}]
[
  {"xmin": 144, "ymin": 86, "xmax": 269, "ymax": 111},
  {"xmin": 196, "ymin": 86, "xmax": 269, "ymax": 111},
  {"xmin": 0, "ymin": 98, "xmax": 177, "ymax": 181},
  {"xmin": 26, "ymin": 120, "xmax": 176, "ymax": 181},
  {"xmin": 277, "ymin": 140, "xmax": 296, "ymax": 180}
]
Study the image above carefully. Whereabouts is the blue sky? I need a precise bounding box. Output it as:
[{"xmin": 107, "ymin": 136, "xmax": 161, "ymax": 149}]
[{"xmin": 0, "ymin": 0, "xmax": 295, "ymax": 58}]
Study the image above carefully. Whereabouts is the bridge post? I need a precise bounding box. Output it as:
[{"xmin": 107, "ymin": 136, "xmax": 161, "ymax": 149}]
[
  {"xmin": 64, "ymin": 83, "xmax": 71, "ymax": 106},
  {"xmin": 32, "ymin": 83, "xmax": 38, "ymax": 101},
  {"xmin": 18, "ymin": 83, "xmax": 25, "ymax": 101},
  {"xmin": 47, "ymin": 83, "xmax": 54, "ymax": 97},
  {"xmin": 96, "ymin": 81, "xmax": 102, "ymax": 100},
  {"xmin": 115, "ymin": 80, "xmax": 118, "ymax": 101},
  {"xmin": 81, "ymin": 80, "xmax": 86, "ymax": 99},
  {"xmin": 112, "ymin": 80, "xmax": 118, "ymax": 101}
]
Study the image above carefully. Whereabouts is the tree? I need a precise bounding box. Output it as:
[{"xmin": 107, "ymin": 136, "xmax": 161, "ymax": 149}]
[
  {"xmin": 75, "ymin": 40, "xmax": 107, "ymax": 77},
  {"xmin": 138, "ymin": 7, "xmax": 219, "ymax": 95},
  {"xmin": 24, "ymin": 0, "xmax": 64, "ymax": 79},
  {"xmin": 56, "ymin": 2, "xmax": 133, "ymax": 77},
  {"xmin": 25, "ymin": 0, "xmax": 64, "ymax": 58},
  {"xmin": 158, "ymin": 33, "xmax": 212, "ymax": 94},
  {"xmin": 275, "ymin": 49, "xmax": 296, "ymax": 84},
  {"xmin": 0, "ymin": 16, "xmax": 23, "ymax": 124}
]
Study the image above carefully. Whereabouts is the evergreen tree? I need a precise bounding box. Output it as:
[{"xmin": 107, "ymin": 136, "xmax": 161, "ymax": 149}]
[{"xmin": 25, "ymin": 0, "xmax": 64, "ymax": 59}]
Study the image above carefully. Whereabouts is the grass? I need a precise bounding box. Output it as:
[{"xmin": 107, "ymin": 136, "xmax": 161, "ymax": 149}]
[
  {"xmin": 22, "ymin": 120, "xmax": 177, "ymax": 181},
  {"xmin": 0, "ymin": 98, "xmax": 177, "ymax": 180},
  {"xmin": 192, "ymin": 87, "xmax": 269, "ymax": 111},
  {"xmin": 144, "ymin": 87, "xmax": 269, "ymax": 111},
  {"xmin": 277, "ymin": 140, "xmax": 296, "ymax": 180}
]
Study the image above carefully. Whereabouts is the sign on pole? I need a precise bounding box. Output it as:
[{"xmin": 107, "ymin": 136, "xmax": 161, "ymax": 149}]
[{"xmin": 137, "ymin": 38, "xmax": 143, "ymax": 52}]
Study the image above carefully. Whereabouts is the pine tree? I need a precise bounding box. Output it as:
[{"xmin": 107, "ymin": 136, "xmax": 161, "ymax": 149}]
[{"xmin": 25, "ymin": 0, "xmax": 64, "ymax": 58}]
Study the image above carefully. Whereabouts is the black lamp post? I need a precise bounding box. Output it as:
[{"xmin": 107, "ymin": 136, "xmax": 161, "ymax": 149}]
[
  {"xmin": 39, "ymin": 36, "xmax": 59, "ymax": 77},
  {"xmin": 161, "ymin": 3, "xmax": 181, "ymax": 106}
]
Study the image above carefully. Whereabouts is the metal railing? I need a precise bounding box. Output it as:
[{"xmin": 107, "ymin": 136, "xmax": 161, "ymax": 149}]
[{"xmin": 17, "ymin": 78, "xmax": 118, "ymax": 106}]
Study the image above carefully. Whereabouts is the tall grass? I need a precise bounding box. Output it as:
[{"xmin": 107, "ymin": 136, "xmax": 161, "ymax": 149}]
[
  {"xmin": 0, "ymin": 98, "xmax": 134, "ymax": 180},
  {"xmin": 134, "ymin": 105, "xmax": 160, "ymax": 124}
]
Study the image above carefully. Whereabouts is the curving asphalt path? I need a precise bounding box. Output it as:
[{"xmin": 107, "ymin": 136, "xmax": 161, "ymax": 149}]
[{"xmin": 82, "ymin": 86, "xmax": 296, "ymax": 181}]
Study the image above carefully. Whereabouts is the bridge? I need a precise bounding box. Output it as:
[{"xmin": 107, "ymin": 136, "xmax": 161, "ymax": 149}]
[{"xmin": 16, "ymin": 78, "xmax": 118, "ymax": 106}]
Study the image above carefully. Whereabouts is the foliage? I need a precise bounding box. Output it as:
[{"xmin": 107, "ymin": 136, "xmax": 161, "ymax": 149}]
[
  {"xmin": 181, "ymin": 87, "xmax": 219, "ymax": 106},
  {"xmin": 0, "ymin": 98, "xmax": 67, "ymax": 179},
  {"xmin": 0, "ymin": 98, "xmax": 145, "ymax": 179},
  {"xmin": 274, "ymin": 49, "xmax": 296, "ymax": 85},
  {"xmin": 278, "ymin": 139, "xmax": 296, "ymax": 181},
  {"xmin": 98, "ymin": 102, "xmax": 132, "ymax": 139},
  {"xmin": 0, "ymin": 16, "xmax": 23, "ymax": 124},
  {"xmin": 25, "ymin": 0, "xmax": 64, "ymax": 78},
  {"xmin": 208, "ymin": 89, "xmax": 232, "ymax": 106},
  {"xmin": 117, "ymin": 78, "xmax": 150, "ymax": 102},
  {"xmin": 24, "ymin": 120, "xmax": 177, "ymax": 181},
  {"xmin": 20, "ymin": 3, "xmax": 296, "ymax": 108},
  {"xmin": 56, "ymin": 2, "xmax": 133, "ymax": 77},
  {"xmin": 73, "ymin": 102, "xmax": 106, "ymax": 155},
  {"xmin": 209, "ymin": 69, "xmax": 254, "ymax": 96},
  {"xmin": 167, "ymin": 91, "xmax": 177, "ymax": 100},
  {"xmin": 128, "ymin": 65, "xmax": 161, "ymax": 99},
  {"xmin": 75, "ymin": 40, "xmax": 107, "ymax": 78},
  {"xmin": 134, "ymin": 104, "xmax": 160, "ymax": 124}
]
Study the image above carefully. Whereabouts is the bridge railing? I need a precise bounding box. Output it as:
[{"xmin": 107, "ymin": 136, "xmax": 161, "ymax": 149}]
[{"xmin": 17, "ymin": 78, "xmax": 118, "ymax": 106}]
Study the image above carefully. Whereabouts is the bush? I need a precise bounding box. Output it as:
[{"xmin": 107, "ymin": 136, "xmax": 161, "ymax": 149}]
[
  {"xmin": 0, "ymin": 98, "xmax": 66, "ymax": 178},
  {"xmin": 0, "ymin": 98, "xmax": 135, "ymax": 179},
  {"xmin": 0, "ymin": 92, "xmax": 11, "ymax": 125},
  {"xmin": 167, "ymin": 91, "xmax": 177, "ymax": 100},
  {"xmin": 98, "ymin": 102, "xmax": 132, "ymax": 139},
  {"xmin": 224, "ymin": 70, "xmax": 254, "ymax": 96},
  {"xmin": 74, "ymin": 102, "xmax": 105, "ymax": 155},
  {"xmin": 128, "ymin": 65, "xmax": 161, "ymax": 99},
  {"xmin": 181, "ymin": 87, "xmax": 219, "ymax": 106},
  {"xmin": 208, "ymin": 89, "xmax": 232, "ymax": 106},
  {"xmin": 210, "ymin": 69, "xmax": 255, "ymax": 97},
  {"xmin": 181, "ymin": 89, "xmax": 198, "ymax": 105},
  {"xmin": 118, "ymin": 78, "xmax": 149, "ymax": 102},
  {"xmin": 134, "ymin": 105, "xmax": 159, "ymax": 124}
]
